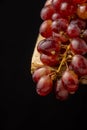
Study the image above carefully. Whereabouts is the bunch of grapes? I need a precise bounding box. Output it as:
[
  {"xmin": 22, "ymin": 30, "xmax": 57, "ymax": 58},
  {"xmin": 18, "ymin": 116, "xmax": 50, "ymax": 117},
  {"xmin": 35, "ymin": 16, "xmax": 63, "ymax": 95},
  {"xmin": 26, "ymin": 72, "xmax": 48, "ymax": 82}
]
[{"xmin": 32, "ymin": 0, "xmax": 87, "ymax": 100}]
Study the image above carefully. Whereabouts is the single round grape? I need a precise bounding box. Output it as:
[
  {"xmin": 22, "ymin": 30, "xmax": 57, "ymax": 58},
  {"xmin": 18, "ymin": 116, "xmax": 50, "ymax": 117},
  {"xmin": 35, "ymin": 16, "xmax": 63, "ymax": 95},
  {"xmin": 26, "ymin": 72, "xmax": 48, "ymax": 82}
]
[
  {"xmin": 59, "ymin": 2, "xmax": 76, "ymax": 17},
  {"xmin": 32, "ymin": 66, "xmax": 52, "ymax": 83},
  {"xmin": 37, "ymin": 37, "xmax": 60, "ymax": 56},
  {"xmin": 67, "ymin": 23, "xmax": 81, "ymax": 38},
  {"xmin": 70, "ymin": 55, "xmax": 87, "ymax": 76},
  {"xmin": 62, "ymin": 70, "xmax": 79, "ymax": 92},
  {"xmin": 52, "ymin": 0, "xmax": 62, "ymax": 11},
  {"xmin": 40, "ymin": 4, "xmax": 55, "ymax": 20},
  {"xmin": 77, "ymin": 3, "xmax": 87, "ymax": 19},
  {"xmin": 70, "ymin": 37, "xmax": 87, "ymax": 55},
  {"xmin": 52, "ymin": 18, "xmax": 68, "ymax": 33},
  {"xmin": 39, "ymin": 20, "xmax": 52, "ymax": 38},
  {"xmin": 36, "ymin": 75, "xmax": 53, "ymax": 96},
  {"xmin": 70, "ymin": 18, "xmax": 86, "ymax": 29},
  {"xmin": 55, "ymin": 79, "xmax": 69, "ymax": 100},
  {"xmin": 40, "ymin": 53, "xmax": 59, "ymax": 67}
]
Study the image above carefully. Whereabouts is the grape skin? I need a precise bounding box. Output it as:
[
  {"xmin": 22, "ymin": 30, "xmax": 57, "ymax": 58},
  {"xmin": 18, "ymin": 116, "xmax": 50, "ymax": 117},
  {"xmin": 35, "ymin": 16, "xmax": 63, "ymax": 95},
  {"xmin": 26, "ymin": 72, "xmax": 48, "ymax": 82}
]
[
  {"xmin": 37, "ymin": 37, "xmax": 60, "ymax": 56},
  {"xmin": 32, "ymin": 66, "xmax": 52, "ymax": 83},
  {"xmin": 39, "ymin": 20, "xmax": 52, "ymax": 38},
  {"xmin": 40, "ymin": 53, "xmax": 59, "ymax": 67},
  {"xmin": 77, "ymin": 3, "xmax": 87, "ymax": 20},
  {"xmin": 52, "ymin": 12, "xmax": 62, "ymax": 21},
  {"xmin": 70, "ymin": 18, "xmax": 86, "ymax": 29},
  {"xmin": 52, "ymin": 18, "xmax": 68, "ymax": 33},
  {"xmin": 70, "ymin": 37, "xmax": 87, "ymax": 55},
  {"xmin": 67, "ymin": 23, "xmax": 81, "ymax": 38},
  {"xmin": 70, "ymin": 55, "xmax": 87, "ymax": 76},
  {"xmin": 62, "ymin": 70, "xmax": 79, "ymax": 92},
  {"xmin": 40, "ymin": 4, "xmax": 55, "ymax": 20},
  {"xmin": 36, "ymin": 75, "xmax": 53, "ymax": 96},
  {"xmin": 55, "ymin": 79, "xmax": 69, "ymax": 100}
]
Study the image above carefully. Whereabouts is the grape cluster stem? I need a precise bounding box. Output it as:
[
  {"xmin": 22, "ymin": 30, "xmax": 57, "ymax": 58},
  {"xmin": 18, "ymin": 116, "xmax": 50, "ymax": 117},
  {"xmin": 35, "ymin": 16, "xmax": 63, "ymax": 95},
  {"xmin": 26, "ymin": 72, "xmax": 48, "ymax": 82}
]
[{"xmin": 56, "ymin": 45, "xmax": 70, "ymax": 74}]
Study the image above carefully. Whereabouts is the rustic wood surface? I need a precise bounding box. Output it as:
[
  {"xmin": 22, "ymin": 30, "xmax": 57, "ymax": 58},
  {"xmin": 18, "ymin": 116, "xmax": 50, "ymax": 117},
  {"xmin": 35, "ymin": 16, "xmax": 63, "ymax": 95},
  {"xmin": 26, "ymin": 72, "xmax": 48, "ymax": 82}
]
[{"xmin": 31, "ymin": 34, "xmax": 44, "ymax": 73}]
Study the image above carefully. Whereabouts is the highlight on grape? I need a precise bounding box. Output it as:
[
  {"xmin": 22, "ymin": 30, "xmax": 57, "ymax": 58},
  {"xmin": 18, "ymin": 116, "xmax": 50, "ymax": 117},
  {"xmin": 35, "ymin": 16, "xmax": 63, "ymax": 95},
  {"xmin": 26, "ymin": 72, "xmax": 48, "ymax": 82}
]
[{"xmin": 31, "ymin": 0, "xmax": 87, "ymax": 100}]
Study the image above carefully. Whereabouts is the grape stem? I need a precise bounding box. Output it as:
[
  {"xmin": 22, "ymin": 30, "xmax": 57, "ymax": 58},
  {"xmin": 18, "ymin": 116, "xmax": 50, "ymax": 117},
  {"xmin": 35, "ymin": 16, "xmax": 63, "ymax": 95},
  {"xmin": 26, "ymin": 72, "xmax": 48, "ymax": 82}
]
[{"xmin": 56, "ymin": 45, "xmax": 70, "ymax": 73}]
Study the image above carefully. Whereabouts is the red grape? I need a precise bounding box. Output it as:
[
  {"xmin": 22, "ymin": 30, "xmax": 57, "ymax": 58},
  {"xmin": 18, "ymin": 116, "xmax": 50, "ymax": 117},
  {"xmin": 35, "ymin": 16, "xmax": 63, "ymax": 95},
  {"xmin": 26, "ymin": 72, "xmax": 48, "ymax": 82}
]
[
  {"xmin": 52, "ymin": 0, "xmax": 62, "ymax": 11},
  {"xmin": 40, "ymin": 53, "xmax": 59, "ymax": 66},
  {"xmin": 55, "ymin": 79, "xmax": 69, "ymax": 100},
  {"xmin": 70, "ymin": 18, "xmax": 86, "ymax": 29},
  {"xmin": 62, "ymin": 70, "xmax": 79, "ymax": 92},
  {"xmin": 77, "ymin": 3, "xmax": 87, "ymax": 19},
  {"xmin": 52, "ymin": 18, "xmax": 68, "ymax": 33},
  {"xmin": 52, "ymin": 0, "xmax": 76, "ymax": 17},
  {"xmin": 59, "ymin": 2, "xmax": 76, "ymax": 17},
  {"xmin": 67, "ymin": 23, "xmax": 81, "ymax": 38},
  {"xmin": 32, "ymin": 66, "xmax": 52, "ymax": 83},
  {"xmin": 52, "ymin": 12, "xmax": 62, "ymax": 21},
  {"xmin": 53, "ymin": 32, "xmax": 68, "ymax": 43},
  {"xmin": 70, "ymin": 37, "xmax": 87, "ymax": 55},
  {"xmin": 36, "ymin": 75, "xmax": 53, "ymax": 96},
  {"xmin": 40, "ymin": 4, "xmax": 55, "ymax": 20},
  {"xmin": 70, "ymin": 55, "xmax": 87, "ymax": 76},
  {"xmin": 39, "ymin": 20, "xmax": 52, "ymax": 38},
  {"xmin": 37, "ymin": 37, "xmax": 60, "ymax": 56}
]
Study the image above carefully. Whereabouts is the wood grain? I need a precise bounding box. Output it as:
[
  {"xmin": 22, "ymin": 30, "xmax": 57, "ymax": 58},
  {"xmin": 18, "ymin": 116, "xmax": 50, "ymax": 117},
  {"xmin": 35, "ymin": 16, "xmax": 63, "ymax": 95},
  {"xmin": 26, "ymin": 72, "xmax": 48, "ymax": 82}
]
[{"xmin": 31, "ymin": 34, "xmax": 44, "ymax": 73}]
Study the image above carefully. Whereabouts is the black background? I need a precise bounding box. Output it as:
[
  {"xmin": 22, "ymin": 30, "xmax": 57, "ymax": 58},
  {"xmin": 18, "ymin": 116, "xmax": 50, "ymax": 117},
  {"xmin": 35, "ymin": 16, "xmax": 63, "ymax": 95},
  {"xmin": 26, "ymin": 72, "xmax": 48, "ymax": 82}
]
[{"xmin": 1, "ymin": 0, "xmax": 87, "ymax": 129}]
